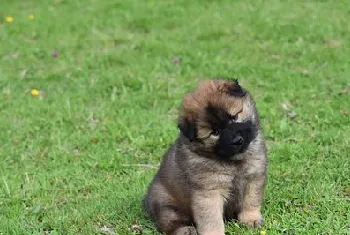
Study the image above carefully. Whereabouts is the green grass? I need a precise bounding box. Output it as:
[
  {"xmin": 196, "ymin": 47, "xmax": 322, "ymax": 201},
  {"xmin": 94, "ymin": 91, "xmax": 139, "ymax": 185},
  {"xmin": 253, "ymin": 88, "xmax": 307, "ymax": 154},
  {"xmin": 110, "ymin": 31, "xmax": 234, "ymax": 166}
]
[{"xmin": 1, "ymin": 0, "xmax": 349, "ymax": 234}]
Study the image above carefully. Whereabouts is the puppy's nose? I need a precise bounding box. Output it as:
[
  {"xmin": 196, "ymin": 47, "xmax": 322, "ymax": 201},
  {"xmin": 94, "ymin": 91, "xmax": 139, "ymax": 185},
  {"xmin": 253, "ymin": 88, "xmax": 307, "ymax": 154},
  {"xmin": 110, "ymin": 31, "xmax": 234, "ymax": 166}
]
[{"xmin": 231, "ymin": 136, "xmax": 243, "ymax": 145}]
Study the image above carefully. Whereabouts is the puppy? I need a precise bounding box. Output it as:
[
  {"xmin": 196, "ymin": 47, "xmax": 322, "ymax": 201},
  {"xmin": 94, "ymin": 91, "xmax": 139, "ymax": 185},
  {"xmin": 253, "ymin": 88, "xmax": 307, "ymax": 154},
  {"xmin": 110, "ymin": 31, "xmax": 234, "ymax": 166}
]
[{"xmin": 144, "ymin": 79, "xmax": 268, "ymax": 235}]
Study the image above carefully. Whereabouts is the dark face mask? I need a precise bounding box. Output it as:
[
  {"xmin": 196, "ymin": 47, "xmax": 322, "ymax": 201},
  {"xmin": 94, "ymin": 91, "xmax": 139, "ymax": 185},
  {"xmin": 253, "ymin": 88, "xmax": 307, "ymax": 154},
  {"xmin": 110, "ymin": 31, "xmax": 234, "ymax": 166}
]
[{"xmin": 215, "ymin": 121, "xmax": 257, "ymax": 159}]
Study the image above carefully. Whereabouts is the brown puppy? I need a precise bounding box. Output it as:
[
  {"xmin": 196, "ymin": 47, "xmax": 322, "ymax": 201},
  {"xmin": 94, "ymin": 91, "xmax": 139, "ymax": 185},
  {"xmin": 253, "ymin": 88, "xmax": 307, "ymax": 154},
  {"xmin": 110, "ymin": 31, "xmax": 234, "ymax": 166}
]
[{"xmin": 144, "ymin": 79, "xmax": 268, "ymax": 235}]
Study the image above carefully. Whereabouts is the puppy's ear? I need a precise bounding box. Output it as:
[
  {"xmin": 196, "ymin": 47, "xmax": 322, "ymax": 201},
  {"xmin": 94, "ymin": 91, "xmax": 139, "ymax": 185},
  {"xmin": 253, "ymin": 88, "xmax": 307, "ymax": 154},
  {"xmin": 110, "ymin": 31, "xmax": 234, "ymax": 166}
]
[
  {"xmin": 228, "ymin": 79, "xmax": 246, "ymax": 97},
  {"xmin": 178, "ymin": 116, "xmax": 197, "ymax": 141}
]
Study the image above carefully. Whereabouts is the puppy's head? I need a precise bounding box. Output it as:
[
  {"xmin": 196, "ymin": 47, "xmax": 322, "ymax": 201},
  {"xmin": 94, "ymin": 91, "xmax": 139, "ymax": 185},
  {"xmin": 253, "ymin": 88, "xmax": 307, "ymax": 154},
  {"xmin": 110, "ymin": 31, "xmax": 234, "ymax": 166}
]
[{"xmin": 178, "ymin": 79, "xmax": 259, "ymax": 161}]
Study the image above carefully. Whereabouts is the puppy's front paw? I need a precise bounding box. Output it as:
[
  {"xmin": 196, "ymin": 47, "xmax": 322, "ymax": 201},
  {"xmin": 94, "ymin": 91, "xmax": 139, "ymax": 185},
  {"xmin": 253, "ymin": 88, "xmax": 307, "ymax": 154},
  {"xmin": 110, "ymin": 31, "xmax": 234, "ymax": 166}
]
[{"xmin": 238, "ymin": 211, "xmax": 264, "ymax": 228}]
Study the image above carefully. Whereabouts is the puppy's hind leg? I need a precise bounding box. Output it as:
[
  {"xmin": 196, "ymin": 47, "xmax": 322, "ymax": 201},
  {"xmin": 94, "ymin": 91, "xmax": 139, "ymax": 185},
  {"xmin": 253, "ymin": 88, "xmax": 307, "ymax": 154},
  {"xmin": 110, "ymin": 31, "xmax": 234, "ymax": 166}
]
[
  {"xmin": 172, "ymin": 226, "xmax": 197, "ymax": 235},
  {"xmin": 155, "ymin": 204, "xmax": 197, "ymax": 235},
  {"xmin": 144, "ymin": 182, "xmax": 196, "ymax": 235}
]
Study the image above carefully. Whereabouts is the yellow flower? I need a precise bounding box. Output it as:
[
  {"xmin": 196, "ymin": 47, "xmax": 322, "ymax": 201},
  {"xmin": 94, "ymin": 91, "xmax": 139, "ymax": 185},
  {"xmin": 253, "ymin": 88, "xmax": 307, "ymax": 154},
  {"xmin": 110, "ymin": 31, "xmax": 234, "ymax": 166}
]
[
  {"xmin": 260, "ymin": 231, "xmax": 267, "ymax": 235},
  {"xmin": 31, "ymin": 89, "xmax": 40, "ymax": 96},
  {"xmin": 28, "ymin": 14, "xmax": 35, "ymax": 20},
  {"xmin": 6, "ymin": 16, "xmax": 14, "ymax": 23}
]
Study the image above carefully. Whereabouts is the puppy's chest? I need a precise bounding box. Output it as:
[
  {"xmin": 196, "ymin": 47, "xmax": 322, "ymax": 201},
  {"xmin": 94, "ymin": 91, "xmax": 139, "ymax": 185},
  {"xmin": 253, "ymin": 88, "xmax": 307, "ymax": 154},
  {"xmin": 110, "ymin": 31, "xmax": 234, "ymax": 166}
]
[
  {"xmin": 196, "ymin": 169, "xmax": 237, "ymax": 190},
  {"xmin": 204, "ymin": 171, "xmax": 245, "ymax": 203}
]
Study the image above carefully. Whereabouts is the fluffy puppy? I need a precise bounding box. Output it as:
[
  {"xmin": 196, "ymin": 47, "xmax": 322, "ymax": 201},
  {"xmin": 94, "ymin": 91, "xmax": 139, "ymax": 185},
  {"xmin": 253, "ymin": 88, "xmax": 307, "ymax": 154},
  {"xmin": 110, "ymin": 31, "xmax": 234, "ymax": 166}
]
[{"xmin": 144, "ymin": 79, "xmax": 268, "ymax": 235}]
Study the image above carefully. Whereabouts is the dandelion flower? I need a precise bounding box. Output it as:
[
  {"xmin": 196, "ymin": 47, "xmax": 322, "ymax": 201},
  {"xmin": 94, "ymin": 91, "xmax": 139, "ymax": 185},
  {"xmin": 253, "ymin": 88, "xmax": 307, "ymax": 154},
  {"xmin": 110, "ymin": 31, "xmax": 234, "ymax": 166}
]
[
  {"xmin": 260, "ymin": 231, "xmax": 267, "ymax": 235},
  {"xmin": 28, "ymin": 14, "xmax": 35, "ymax": 20},
  {"xmin": 31, "ymin": 89, "xmax": 40, "ymax": 96},
  {"xmin": 6, "ymin": 16, "xmax": 14, "ymax": 23}
]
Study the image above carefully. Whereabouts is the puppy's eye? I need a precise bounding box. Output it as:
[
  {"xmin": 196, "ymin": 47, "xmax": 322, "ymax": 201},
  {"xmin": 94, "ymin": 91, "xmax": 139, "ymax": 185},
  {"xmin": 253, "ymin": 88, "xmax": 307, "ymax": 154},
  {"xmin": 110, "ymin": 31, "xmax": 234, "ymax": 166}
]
[
  {"xmin": 230, "ymin": 115, "xmax": 238, "ymax": 122},
  {"xmin": 211, "ymin": 129, "xmax": 220, "ymax": 136}
]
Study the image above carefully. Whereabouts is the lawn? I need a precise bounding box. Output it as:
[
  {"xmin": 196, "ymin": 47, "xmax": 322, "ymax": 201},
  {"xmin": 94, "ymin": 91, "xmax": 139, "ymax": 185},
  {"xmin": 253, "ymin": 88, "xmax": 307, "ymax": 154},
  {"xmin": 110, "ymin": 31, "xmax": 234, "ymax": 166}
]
[{"xmin": 0, "ymin": 0, "xmax": 349, "ymax": 234}]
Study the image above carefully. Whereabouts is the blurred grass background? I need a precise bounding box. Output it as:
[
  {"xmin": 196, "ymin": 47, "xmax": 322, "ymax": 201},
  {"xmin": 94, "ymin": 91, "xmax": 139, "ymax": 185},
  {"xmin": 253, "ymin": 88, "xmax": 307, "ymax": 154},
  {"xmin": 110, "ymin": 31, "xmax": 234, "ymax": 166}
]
[{"xmin": 0, "ymin": 0, "xmax": 349, "ymax": 234}]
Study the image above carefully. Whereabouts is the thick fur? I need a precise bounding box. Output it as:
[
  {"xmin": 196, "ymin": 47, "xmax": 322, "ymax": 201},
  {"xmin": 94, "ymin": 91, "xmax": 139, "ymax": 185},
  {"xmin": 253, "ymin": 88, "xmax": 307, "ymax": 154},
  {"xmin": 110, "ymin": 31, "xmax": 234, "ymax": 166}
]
[{"xmin": 144, "ymin": 79, "xmax": 268, "ymax": 235}]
